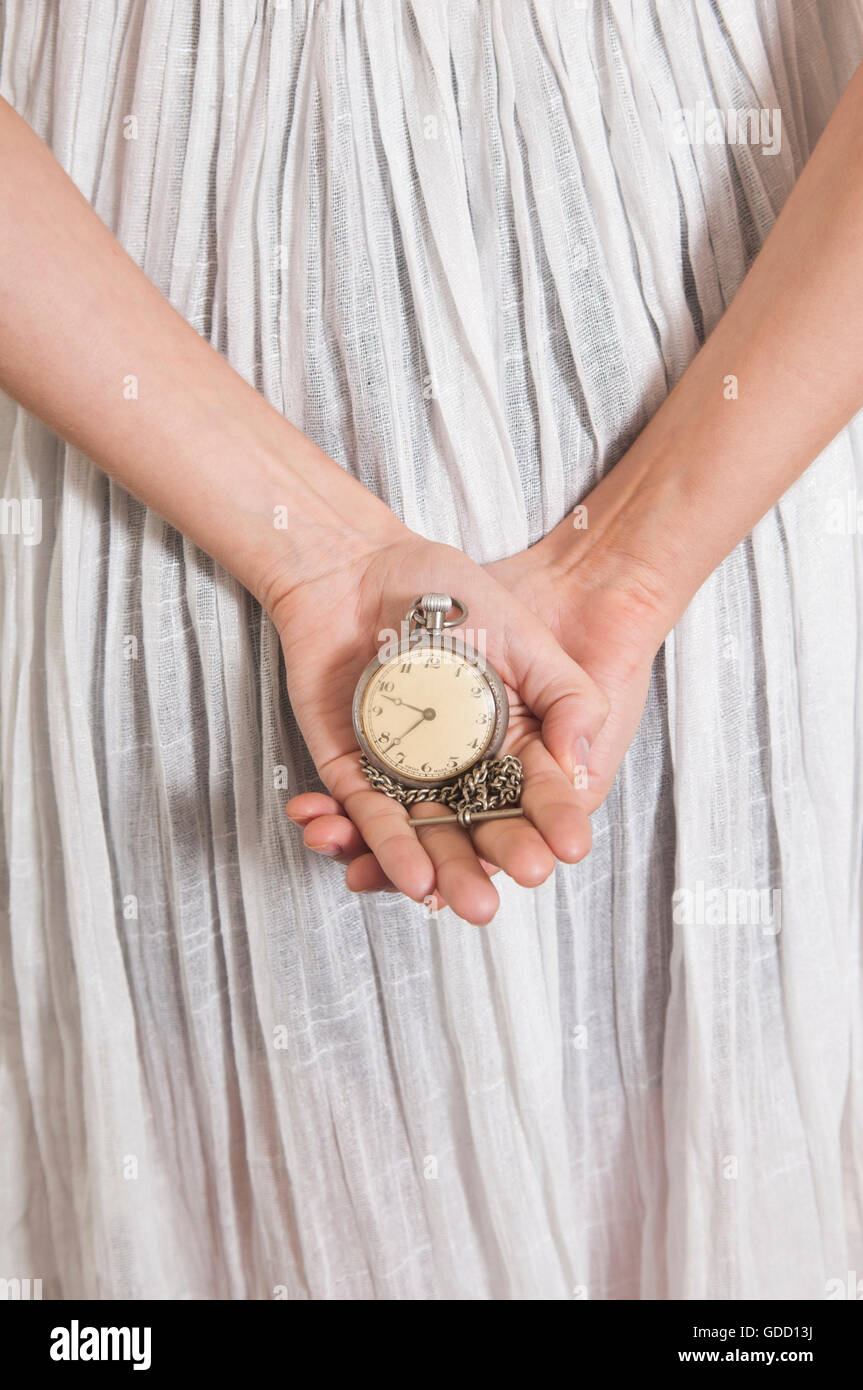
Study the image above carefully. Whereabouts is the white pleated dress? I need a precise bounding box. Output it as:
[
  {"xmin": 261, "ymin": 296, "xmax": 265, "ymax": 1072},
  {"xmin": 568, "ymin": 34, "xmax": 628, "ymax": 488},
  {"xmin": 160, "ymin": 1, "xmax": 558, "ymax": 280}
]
[{"xmin": 1, "ymin": 0, "xmax": 862, "ymax": 1300}]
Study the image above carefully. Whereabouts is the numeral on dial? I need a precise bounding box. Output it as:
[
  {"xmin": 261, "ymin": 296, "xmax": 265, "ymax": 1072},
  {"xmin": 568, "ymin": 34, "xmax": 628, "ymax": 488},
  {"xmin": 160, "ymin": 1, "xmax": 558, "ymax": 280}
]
[{"xmin": 362, "ymin": 646, "xmax": 497, "ymax": 782}]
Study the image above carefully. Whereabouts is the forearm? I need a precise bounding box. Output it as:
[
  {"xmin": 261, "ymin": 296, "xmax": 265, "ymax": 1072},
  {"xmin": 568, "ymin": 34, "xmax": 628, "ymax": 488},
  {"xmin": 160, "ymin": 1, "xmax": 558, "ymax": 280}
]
[
  {"xmin": 0, "ymin": 96, "xmax": 406, "ymax": 606},
  {"xmin": 546, "ymin": 62, "xmax": 863, "ymax": 634}
]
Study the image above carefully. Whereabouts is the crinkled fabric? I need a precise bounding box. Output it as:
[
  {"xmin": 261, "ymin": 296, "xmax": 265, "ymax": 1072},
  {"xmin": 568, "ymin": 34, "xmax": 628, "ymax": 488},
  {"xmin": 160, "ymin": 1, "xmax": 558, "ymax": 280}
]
[{"xmin": 0, "ymin": 0, "xmax": 861, "ymax": 1299}]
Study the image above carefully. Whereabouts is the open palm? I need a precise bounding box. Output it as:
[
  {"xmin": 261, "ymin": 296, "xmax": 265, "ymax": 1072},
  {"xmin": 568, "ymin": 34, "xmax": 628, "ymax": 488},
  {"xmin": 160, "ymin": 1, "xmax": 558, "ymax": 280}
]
[
  {"xmin": 274, "ymin": 532, "xmax": 608, "ymax": 923},
  {"xmin": 285, "ymin": 533, "xmax": 665, "ymax": 911}
]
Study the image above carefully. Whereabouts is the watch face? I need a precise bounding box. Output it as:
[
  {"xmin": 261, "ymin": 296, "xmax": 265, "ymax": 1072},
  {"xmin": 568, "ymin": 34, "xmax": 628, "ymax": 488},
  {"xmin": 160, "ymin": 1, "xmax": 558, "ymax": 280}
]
[{"xmin": 357, "ymin": 643, "xmax": 503, "ymax": 785}]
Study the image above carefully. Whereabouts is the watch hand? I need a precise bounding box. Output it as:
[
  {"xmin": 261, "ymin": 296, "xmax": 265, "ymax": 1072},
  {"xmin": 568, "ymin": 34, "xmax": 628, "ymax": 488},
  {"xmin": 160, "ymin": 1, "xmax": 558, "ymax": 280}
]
[
  {"xmin": 386, "ymin": 714, "xmax": 426, "ymax": 746},
  {"xmin": 381, "ymin": 695, "xmax": 427, "ymax": 715},
  {"xmin": 380, "ymin": 707, "xmax": 436, "ymax": 749}
]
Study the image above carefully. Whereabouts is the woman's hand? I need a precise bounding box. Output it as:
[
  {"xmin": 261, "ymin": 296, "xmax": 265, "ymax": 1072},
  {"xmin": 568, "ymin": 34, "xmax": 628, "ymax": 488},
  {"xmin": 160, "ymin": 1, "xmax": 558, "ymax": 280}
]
[
  {"xmin": 285, "ymin": 505, "xmax": 674, "ymax": 908},
  {"xmin": 284, "ymin": 58, "xmax": 863, "ymax": 915},
  {"xmin": 273, "ymin": 529, "xmax": 609, "ymax": 924},
  {"xmin": 486, "ymin": 535, "xmax": 670, "ymax": 815}
]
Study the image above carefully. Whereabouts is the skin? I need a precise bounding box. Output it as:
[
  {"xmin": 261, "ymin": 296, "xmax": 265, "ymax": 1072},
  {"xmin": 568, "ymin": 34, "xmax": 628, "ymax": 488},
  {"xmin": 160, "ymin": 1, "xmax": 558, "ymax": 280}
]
[
  {"xmin": 3, "ymin": 60, "xmax": 863, "ymax": 921},
  {"xmin": 287, "ymin": 519, "xmax": 664, "ymax": 909},
  {"xmin": 289, "ymin": 62, "xmax": 863, "ymax": 907},
  {"xmin": 0, "ymin": 93, "xmax": 607, "ymax": 927},
  {"xmin": 270, "ymin": 535, "xmax": 609, "ymax": 923}
]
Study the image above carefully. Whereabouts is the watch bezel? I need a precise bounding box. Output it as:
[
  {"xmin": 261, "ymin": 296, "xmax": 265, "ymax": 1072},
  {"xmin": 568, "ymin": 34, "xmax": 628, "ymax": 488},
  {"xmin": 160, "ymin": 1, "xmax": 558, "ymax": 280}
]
[{"xmin": 351, "ymin": 634, "xmax": 509, "ymax": 789}]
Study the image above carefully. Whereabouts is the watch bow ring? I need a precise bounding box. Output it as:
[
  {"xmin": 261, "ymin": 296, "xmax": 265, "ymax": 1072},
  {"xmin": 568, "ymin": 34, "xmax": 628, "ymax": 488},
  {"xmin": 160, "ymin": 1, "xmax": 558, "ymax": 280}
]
[{"xmin": 351, "ymin": 593, "xmax": 525, "ymax": 829}]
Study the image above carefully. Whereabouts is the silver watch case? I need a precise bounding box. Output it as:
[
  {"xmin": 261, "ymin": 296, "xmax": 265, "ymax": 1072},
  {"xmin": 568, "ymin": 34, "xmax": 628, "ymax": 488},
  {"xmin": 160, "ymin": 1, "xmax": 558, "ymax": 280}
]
[{"xmin": 352, "ymin": 633, "xmax": 510, "ymax": 790}]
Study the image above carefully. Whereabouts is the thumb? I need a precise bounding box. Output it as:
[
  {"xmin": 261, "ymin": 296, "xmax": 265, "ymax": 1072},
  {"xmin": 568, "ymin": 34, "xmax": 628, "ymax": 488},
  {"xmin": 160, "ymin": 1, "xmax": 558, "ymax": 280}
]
[{"xmin": 508, "ymin": 623, "xmax": 610, "ymax": 782}]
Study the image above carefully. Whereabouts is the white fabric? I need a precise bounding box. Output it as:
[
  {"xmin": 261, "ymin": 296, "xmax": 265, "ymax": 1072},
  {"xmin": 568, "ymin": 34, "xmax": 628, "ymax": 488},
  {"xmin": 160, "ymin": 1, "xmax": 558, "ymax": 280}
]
[{"xmin": 1, "ymin": 0, "xmax": 862, "ymax": 1300}]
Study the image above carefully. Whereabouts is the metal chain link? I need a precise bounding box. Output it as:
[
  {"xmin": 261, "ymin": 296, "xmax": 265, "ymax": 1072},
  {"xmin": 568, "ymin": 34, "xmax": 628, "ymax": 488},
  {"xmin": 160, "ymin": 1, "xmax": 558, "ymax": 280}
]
[{"xmin": 360, "ymin": 753, "xmax": 523, "ymax": 819}]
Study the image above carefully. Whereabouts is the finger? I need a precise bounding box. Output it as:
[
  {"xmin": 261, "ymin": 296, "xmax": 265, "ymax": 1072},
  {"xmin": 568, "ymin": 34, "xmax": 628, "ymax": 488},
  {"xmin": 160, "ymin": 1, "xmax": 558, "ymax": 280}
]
[
  {"xmin": 302, "ymin": 812, "xmax": 367, "ymax": 862},
  {"xmin": 409, "ymin": 805, "xmax": 500, "ymax": 925},
  {"xmin": 342, "ymin": 790, "xmax": 439, "ymax": 901},
  {"xmin": 346, "ymin": 853, "xmax": 402, "ymax": 894},
  {"xmin": 506, "ymin": 624, "xmax": 609, "ymax": 780},
  {"xmin": 295, "ymin": 804, "xmax": 506, "ymax": 898},
  {"xmin": 345, "ymin": 855, "xmax": 449, "ymax": 912},
  {"xmin": 339, "ymin": 841, "xmax": 502, "ymax": 893},
  {"xmin": 317, "ymin": 754, "xmax": 507, "ymax": 909},
  {"xmin": 463, "ymin": 729, "xmax": 593, "ymax": 878},
  {"xmin": 286, "ymin": 792, "xmax": 344, "ymax": 824},
  {"xmin": 467, "ymin": 809, "xmax": 556, "ymax": 886},
  {"xmin": 320, "ymin": 754, "xmax": 438, "ymax": 902},
  {"xmin": 513, "ymin": 735, "xmax": 592, "ymax": 863},
  {"xmin": 535, "ymin": 663, "xmax": 607, "ymax": 783}
]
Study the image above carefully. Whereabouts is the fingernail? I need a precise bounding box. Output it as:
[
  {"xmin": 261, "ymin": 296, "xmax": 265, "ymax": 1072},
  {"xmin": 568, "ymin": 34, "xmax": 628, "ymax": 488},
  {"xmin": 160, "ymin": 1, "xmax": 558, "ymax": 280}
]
[
  {"xmin": 573, "ymin": 736, "xmax": 590, "ymax": 786},
  {"xmin": 314, "ymin": 843, "xmax": 342, "ymax": 857}
]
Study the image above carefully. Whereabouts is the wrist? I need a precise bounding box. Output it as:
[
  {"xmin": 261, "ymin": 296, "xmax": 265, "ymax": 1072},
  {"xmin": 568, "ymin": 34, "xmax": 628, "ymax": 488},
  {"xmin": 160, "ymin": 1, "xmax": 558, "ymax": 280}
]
[
  {"xmin": 543, "ymin": 438, "xmax": 709, "ymax": 648},
  {"xmin": 202, "ymin": 417, "xmax": 411, "ymax": 614}
]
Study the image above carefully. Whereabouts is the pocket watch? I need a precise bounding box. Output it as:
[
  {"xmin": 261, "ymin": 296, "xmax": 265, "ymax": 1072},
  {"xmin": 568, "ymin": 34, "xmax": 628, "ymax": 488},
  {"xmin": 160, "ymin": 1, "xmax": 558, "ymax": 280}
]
[{"xmin": 352, "ymin": 593, "xmax": 525, "ymax": 828}]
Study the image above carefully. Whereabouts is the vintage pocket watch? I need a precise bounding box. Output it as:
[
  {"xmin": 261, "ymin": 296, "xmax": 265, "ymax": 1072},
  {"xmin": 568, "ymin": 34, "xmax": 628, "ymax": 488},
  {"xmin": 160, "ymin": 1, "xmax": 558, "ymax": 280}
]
[{"xmin": 352, "ymin": 593, "xmax": 524, "ymax": 828}]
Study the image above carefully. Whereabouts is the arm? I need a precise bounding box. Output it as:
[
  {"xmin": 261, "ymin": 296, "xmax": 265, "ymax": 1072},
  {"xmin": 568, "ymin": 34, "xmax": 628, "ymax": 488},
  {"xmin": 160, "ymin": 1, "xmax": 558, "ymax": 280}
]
[
  {"xmin": 542, "ymin": 61, "xmax": 863, "ymax": 638},
  {"xmin": 0, "ymin": 94, "xmax": 610, "ymax": 925},
  {"xmin": 291, "ymin": 62, "xmax": 863, "ymax": 887},
  {"xmin": 0, "ymin": 94, "xmax": 399, "ymax": 610}
]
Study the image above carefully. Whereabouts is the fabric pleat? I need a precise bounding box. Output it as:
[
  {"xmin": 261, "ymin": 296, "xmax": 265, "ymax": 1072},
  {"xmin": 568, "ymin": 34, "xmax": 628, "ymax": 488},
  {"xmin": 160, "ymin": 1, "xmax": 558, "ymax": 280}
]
[{"xmin": 0, "ymin": 0, "xmax": 861, "ymax": 1299}]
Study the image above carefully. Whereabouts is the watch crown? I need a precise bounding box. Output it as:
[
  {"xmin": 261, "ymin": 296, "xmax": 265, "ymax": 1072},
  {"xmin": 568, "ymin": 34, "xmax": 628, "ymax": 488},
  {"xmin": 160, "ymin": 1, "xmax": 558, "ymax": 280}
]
[{"xmin": 408, "ymin": 593, "xmax": 467, "ymax": 633}]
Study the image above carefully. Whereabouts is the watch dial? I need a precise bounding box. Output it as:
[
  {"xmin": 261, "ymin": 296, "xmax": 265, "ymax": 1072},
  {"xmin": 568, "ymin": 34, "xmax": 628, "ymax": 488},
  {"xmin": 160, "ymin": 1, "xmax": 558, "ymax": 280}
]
[{"xmin": 361, "ymin": 646, "xmax": 498, "ymax": 782}]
